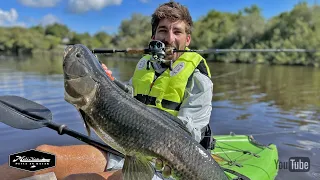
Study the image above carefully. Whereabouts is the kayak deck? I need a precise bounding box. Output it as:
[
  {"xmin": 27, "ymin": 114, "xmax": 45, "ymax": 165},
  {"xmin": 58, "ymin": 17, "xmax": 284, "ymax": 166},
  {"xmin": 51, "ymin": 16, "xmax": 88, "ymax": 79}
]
[{"xmin": 211, "ymin": 134, "xmax": 278, "ymax": 180}]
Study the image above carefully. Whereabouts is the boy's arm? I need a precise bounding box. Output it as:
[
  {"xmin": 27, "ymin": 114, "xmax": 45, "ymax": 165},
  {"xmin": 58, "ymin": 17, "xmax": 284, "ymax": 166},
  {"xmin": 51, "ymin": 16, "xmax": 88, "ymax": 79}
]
[{"xmin": 177, "ymin": 69, "xmax": 213, "ymax": 143}]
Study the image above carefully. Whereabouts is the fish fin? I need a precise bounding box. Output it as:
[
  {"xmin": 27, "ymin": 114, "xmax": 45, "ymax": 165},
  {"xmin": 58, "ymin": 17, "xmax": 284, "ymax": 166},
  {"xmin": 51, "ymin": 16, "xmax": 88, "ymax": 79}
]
[
  {"xmin": 79, "ymin": 109, "xmax": 91, "ymax": 137},
  {"xmin": 122, "ymin": 155, "xmax": 155, "ymax": 180}
]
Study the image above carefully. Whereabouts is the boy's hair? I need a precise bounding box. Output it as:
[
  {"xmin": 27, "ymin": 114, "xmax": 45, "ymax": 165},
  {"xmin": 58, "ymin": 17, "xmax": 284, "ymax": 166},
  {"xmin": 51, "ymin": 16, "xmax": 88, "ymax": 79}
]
[{"xmin": 151, "ymin": 0, "xmax": 193, "ymax": 36}]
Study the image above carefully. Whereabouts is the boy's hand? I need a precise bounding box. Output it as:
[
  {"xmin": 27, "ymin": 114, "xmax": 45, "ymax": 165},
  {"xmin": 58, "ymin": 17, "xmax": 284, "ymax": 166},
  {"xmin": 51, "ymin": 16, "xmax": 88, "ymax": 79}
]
[{"xmin": 101, "ymin": 63, "xmax": 114, "ymax": 81}]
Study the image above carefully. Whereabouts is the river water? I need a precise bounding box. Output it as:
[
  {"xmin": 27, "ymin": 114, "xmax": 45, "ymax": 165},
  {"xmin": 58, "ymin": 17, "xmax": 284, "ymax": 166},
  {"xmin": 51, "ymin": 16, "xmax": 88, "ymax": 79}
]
[{"xmin": 0, "ymin": 55, "xmax": 319, "ymax": 179}]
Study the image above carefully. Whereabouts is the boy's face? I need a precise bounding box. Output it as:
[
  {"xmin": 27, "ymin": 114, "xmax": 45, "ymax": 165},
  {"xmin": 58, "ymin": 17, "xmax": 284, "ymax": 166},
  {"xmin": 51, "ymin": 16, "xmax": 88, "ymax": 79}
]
[{"xmin": 153, "ymin": 18, "xmax": 191, "ymax": 61}]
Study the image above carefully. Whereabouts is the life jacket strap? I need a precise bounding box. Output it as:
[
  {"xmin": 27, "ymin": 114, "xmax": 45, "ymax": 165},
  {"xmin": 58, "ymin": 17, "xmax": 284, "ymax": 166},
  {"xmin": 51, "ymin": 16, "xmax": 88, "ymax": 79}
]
[{"xmin": 134, "ymin": 94, "xmax": 181, "ymax": 111}]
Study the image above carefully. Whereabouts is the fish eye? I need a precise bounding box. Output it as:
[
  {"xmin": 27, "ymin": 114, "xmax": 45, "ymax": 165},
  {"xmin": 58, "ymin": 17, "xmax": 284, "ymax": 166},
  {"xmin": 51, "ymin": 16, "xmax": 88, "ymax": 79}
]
[{"xmin": 76, "ymin": 53, "xmax": 81, "ymax": 58}]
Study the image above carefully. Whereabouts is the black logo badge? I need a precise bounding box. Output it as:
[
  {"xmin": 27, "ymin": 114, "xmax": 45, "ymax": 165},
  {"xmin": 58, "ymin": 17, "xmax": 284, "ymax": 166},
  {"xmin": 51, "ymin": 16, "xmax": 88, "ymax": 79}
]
[
  {"xmin": 289, "ymin": 157, "xmax": 310, "ymax": 172},
  {"xmin": 275, "ymin": 157, "xmax": 311, "ymax": 172},
  {"xmin": 9, "ymin": 149, "xmax": 56, "ymax": 172}
]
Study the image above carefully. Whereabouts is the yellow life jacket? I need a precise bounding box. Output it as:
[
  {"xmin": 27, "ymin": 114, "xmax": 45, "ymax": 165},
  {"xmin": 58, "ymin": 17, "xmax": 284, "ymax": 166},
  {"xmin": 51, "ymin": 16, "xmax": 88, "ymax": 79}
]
[{"xmin": 132, "ymin": 49, "xmax": 211, "ymax": 116}]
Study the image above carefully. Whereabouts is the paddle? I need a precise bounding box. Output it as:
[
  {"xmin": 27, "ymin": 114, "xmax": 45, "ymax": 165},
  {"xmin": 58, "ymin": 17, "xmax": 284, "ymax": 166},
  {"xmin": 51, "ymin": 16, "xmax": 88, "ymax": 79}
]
[{"xmin": 0, "ymin": 95, "xmax": 124, "ymax": 158}]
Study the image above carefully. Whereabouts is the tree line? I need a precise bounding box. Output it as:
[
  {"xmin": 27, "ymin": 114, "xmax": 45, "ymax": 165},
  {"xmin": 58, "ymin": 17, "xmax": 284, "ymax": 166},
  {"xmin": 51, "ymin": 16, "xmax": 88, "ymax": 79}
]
[{"xmin": 0, "ymin": 2, "xmax": 319, "ymax": 66}]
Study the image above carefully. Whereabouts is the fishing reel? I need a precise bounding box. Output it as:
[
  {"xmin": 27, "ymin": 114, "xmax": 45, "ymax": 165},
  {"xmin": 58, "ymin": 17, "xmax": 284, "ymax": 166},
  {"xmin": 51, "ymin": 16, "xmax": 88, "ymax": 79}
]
[
  {"xmin": 148, "ymin": 40, "xmax": 166, "ymax": 60},
  {"xmin": 147, "ymin": 40, "xmax": 173, "ymax": 70}
]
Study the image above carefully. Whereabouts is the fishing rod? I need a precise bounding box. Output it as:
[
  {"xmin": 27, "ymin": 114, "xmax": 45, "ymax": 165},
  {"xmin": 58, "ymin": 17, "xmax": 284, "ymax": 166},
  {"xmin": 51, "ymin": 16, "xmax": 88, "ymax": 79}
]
[
  {"xmin": 174, "ymin": 48, "xmax": 317, "ymax": 53},
  {"xmin": 92, "ymin": 40, "xmax": 317, "ymax": 76},
  {"xmin": 92, "ymin": 48, "xmax": 317, "ymax": 54},
  {"xmin": 92, "ymin": 40, "xmax": 317, "ymax": 55}
]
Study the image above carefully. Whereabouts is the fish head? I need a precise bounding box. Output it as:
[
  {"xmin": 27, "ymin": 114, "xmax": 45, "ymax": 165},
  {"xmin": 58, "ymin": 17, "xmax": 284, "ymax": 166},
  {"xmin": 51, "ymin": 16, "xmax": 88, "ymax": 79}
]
[{"xmin": 62, "ymin": 44, "xmax": 106, "ymax": 109}]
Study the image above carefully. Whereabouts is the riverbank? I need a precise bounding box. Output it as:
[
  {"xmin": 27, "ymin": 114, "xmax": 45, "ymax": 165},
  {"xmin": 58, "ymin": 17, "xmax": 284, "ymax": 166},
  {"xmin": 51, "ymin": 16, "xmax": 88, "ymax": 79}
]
[{"xmin": 1, "ymin": 51, "xmax": 319, "ymax": 68}]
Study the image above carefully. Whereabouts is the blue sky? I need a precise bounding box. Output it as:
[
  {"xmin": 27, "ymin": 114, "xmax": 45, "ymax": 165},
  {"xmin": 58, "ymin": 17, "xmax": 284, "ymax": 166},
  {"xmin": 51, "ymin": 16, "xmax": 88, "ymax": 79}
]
[{"xmin": 0, "ymin": 0, "xmax": 316, "ymax": 35}]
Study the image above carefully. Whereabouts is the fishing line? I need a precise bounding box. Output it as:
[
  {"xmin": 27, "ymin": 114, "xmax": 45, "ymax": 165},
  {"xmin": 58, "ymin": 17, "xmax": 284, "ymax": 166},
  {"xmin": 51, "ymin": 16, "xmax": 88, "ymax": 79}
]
[
  {"xmin": 211, "ymin": 68, "xmax": 243, "ymax": 79},
  {"xmin": 248, "ymin": 130, "xmax": 297, "ymax": 136},
  {"xmin": 202, "ymin": 130, "xmax": 297, "ymax": 138}
]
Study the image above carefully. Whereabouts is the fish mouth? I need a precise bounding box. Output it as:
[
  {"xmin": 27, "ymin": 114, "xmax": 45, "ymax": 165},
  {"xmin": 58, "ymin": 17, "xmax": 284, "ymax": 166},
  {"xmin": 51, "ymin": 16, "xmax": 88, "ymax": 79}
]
[
  {"xmin": 63, "ymin": 44, "xmax": 98, "ymax": 108},
  {"xmin": 63, "ymin": 45, "xmax": 89, "ymax": 80}
]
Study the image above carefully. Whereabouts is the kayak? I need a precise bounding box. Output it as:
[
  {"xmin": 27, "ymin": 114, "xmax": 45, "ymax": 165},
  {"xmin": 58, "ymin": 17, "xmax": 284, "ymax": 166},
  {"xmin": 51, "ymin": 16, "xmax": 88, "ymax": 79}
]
[
  {"xmin": 211, "ymin": 134, "xmax": 278, "ymax": 180},
  {"xmin": 212, "ymin": 134, "xmax": 278, "ymax": 180}
]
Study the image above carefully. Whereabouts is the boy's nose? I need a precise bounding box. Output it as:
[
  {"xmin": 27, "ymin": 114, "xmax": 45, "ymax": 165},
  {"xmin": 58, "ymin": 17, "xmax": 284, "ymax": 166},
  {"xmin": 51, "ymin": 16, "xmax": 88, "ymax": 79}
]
[{"xmin": 164, "ymin": 31, "xmax": 175, "ymax": 45}]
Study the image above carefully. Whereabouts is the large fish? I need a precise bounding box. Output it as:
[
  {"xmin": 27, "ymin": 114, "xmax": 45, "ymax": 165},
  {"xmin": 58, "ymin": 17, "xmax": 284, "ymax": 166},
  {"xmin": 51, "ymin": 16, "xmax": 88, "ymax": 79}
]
[{"xmin": 62, "ymin": 44, "xmax": 228, "ymax": 180}]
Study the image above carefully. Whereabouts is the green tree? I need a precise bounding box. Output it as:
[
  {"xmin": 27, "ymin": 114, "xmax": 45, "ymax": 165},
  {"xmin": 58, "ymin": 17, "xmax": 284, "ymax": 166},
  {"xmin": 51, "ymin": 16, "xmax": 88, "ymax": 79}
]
[
  {"xmin": 116, "ymin": 13, "xmax": 152, "ymax": 49},
  {"xmin": 30, "ymin": 25, "xmax": 45, "ymax": 34},
  {"xmin": 45, "ymin": 23, "xmax": 70, "ymax": 39},
  {"xmin": 1, "ymin": 2, "xmax": 320, "ymax": 66},
  {"xmin": 93, "ymin": 31, "xmax": 113, "ymax": 48}
]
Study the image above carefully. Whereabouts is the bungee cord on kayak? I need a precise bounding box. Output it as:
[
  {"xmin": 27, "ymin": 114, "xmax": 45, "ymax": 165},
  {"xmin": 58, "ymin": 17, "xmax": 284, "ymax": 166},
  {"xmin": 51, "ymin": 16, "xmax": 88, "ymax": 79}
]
[{"xmin": 209, "ymin": 134, "xmax": 269, "ymax": 168}]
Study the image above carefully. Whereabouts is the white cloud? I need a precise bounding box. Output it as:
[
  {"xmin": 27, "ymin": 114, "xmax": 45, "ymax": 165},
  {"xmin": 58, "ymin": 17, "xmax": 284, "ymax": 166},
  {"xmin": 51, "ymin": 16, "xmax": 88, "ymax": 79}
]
[
  {"xmin": 18, "ymin": 0, "xmax": 61, "ymax": 8},
  {"xmin": 0, "ymin": 8, "xmax": 26, "ymax": 27},
  {"xmin": 0, "ymin": 8, "xmax": 18, "ymax": 24},
  {"xmin": 39, "ymin": 14, "xmax": 60, "ymax": 26},
  {"xmin": 67, "ymin": 0, "xmax": 122, "ymax": 14}
]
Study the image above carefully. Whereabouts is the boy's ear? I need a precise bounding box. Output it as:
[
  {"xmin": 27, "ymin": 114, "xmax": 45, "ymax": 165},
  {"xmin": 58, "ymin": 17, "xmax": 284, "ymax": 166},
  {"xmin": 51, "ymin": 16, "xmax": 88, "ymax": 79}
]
[{"xmin": 186, "ymin": 34, "xmax": 191, "ymax": 46}]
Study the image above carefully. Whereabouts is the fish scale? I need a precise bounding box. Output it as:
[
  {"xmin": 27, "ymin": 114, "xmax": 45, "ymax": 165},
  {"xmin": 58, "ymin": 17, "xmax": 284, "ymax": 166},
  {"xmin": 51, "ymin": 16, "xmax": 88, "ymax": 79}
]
[{"xmin": 63, "ymin": 44, "xmax": 228, "ymax": 180}]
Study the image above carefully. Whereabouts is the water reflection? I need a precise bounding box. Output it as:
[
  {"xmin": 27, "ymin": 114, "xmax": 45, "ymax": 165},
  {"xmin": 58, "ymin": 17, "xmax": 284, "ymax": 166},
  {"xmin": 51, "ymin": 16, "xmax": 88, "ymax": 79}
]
[
  {"xmin": 211, "ymin": 63, "xmax": 320, "ymax": 123},
  {"xmin": 2, "ymin": 56, "xmax": 319, "ymax": 126},
  {"xmin": 1, "ymin": 56, "xmax": 319, "ymax": 122}
]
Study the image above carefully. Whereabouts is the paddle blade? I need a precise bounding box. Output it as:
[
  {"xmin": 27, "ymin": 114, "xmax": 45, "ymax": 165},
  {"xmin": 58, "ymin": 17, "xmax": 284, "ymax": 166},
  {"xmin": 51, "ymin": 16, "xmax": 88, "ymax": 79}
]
[{"xmin": 0, "ymin": 95, "xmax": 52, "ymax": 130}]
